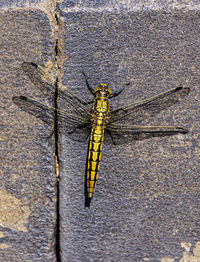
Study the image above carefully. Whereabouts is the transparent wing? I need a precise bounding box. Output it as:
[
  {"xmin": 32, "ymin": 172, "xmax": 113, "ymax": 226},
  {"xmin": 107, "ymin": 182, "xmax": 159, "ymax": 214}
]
[
  {"xmin": 12, "ymin": 96, "xmax": 91, "ymax": 142},
  {"xmin": 22, "ymin": 62, "xmax": 92, "ymax": 119},
  {"xmin": 104, "ymin": 124, "xmax": 188, "ymax": 145},
  {"xmin": 109, "ymin": 86, "xmax": 190, "ymax": 124}
]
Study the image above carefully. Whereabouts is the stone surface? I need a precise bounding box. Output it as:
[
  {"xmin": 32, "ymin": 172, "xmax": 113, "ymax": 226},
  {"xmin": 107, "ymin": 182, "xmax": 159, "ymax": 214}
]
[
  {"xmin": 59, "ymin": 3, "xmax": 200, "ymax": 262},
  {"xmin": 1, "ymin": 1, "xmax": 200, "ymax": 262},
  {"xmin": 60, "ymin": 0, "xmax": 200, "ymax": 11},
  {"xmin": 0, "ymin": 8, "xmax": 57, "ymax": 262}
]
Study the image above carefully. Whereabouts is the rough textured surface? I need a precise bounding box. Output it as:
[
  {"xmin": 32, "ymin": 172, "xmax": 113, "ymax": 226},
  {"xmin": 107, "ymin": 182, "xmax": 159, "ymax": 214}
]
[
  {"xmin": 0, "ymin": 9, "xmax": 56, "ymax": 262},
  {"xmin": 59, "ymin": 4, "xmax": 199, "ymax": 262},
  {"xmin": 60, "ymin": 0, "xmax": 200, "ymax": 11},
  {"xmin": 1, "ymin": 1, "xmax": 200, "ymax": 262}
]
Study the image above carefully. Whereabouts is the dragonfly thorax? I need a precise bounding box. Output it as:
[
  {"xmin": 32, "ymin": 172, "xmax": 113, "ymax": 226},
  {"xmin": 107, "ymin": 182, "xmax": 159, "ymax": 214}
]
[{"xmin": 94, "ymin": 98, "xmax": 109, "ymax": 114}]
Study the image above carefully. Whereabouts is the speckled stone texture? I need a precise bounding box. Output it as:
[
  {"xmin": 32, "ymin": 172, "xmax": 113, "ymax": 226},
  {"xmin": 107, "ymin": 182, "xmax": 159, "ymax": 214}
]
[
  {"xmin": 1, "ymin": 1, "xmax": 200, "ymax": 262},
  {"xmin": 0, "ymin": 7, "xmax": 57, "ymax": 262},
  {"xmin": 58, "ymin": 2, "xmax": 200, "ymax": 262}
]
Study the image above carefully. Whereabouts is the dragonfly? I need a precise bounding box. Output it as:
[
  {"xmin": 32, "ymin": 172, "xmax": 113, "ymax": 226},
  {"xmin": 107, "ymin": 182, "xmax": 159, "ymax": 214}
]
[{"xmin": 13, "ymin": 62, "xmax": 190, "ymax": 207}]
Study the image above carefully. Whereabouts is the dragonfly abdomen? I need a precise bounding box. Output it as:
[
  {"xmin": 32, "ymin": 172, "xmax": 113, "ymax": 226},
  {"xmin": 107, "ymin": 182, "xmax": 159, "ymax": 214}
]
[{"xmin": 86, "ymin": 126, "xmax": 104, "ymax": 199}]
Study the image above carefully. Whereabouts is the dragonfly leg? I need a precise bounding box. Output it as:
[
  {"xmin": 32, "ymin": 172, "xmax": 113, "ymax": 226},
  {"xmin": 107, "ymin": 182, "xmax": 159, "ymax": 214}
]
[
  {"xmin": 107, "ymin": 129, "xmax": 116, "ymax": 145},
  {"xmin": 82, "ymin": 71, "xmax": 95, "ymax": 96},
  {"xmin": 68, "ymin": 127, "xmax": 79, "ymax": 135},
  {"xmin": 87, "ymin": 100, "xmax": 94, "ymax": 104},
  {"xmin": 68, "ymin": 123, "xmax": 90, "ymax": 135},
  {"xmin": 112, "ymin": 107, "xmax": 128, "ymax": 114},
  {"xmin": 110, "ymin": 82, "xmax": 130, "ymax": 98},
  {"xmin": 74, "ymin": 96, "xmax": 89, "ymax": 105}
]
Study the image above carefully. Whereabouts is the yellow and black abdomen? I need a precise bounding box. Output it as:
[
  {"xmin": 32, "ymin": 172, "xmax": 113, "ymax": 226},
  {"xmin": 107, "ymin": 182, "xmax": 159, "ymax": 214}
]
[{"xmin": 86, "ymin": 125, "xmax": 104, "ymax": 199}]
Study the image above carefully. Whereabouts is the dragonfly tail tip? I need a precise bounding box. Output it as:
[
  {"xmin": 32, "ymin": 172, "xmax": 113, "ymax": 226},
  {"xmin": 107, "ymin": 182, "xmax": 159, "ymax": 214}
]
[{"xmin": 85, "ymin": 197, "xmax": 92, "ymax": 208}]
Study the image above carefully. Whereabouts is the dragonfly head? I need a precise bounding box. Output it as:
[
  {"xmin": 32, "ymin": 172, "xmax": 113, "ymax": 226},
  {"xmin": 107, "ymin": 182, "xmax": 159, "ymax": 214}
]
[{"xmin": 94, "ymin": 84, "xmax": 112, "ymax": 97}]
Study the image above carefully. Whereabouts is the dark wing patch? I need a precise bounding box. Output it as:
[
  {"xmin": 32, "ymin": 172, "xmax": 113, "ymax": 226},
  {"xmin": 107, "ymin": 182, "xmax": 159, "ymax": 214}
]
[{"xmin": 109, "ymin": 86, "xmax": 190, "ymax": 125}]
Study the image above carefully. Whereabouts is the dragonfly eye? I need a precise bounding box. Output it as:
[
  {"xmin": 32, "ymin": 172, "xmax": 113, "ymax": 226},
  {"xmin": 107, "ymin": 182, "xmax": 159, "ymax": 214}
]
[{"xmin": 95, "ymin": 84, "xmax": 112, "ymax": 96}]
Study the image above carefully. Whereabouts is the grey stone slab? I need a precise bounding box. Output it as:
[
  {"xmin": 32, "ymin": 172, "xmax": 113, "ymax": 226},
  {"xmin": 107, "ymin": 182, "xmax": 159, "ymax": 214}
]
[
  {"xmin": 59, "ymin": 6, "xmax": 200, "ymax": 262},
  {"xmin": 0, "ymin": 9, "xmax": 57, "ymax": 262},
  {"xmin": 60, "ymin": 0, "xmax": 200, "ymax": 11},
  {"xmin": 0, "ymin": 0, "xmax": 43, "ymax": 8}
]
